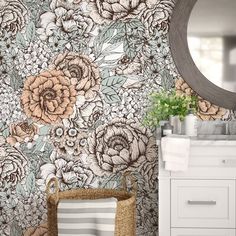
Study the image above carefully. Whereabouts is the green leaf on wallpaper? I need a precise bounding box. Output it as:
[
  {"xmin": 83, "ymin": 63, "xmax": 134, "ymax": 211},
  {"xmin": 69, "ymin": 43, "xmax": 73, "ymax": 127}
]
[
  {"xmin": 102, "ymin": 75, "xmax": 127, "ymax": 88},
  {"xmin": 123, "ymin": 40, "xmax": 136, "ymax": 59},
  {"xmin": 101, "ymin": 42, "xmax": 123, "ymax": 55},
  {"xmin": 26, "ymin": 22, "xmax": 36, "ymax": 42},
  {"xmin": 101, "ymin": 68, "xmax": 110, "ymax": 79},
  {"xmin": 16, "ymin": 32, "xmax": 27, "ymax": 49},
  {"xmin": 16, "ymin": 183, "xmax": 27, "ymax": 198},
  {"xmin": 2, "ymin": 127, "xmax": 10, "ymax": 138},
  {"xmin": 109, "ymin": 33, "xmax": 124, "ymax": 44},
  {"xmin": 101, "ymin": 86, "xmax": 121, "ymax": 104},
  {"xmin": 10, "ymin": 70, "xmax": 23, "ymax": 91},
  {"xmin": 10, "ymin": 222, "xmax": 23, "ymax": 236},
  {"xmin": 39, "ymin": 125, "xmax": 51, "ymax": 135},
  {"xmin": 26, "ymin": 172, "xmax": 36, "ymax": 193}
]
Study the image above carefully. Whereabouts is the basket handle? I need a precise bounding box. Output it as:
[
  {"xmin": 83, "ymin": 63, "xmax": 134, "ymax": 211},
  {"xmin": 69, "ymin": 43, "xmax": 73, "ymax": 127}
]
[
  {"xmin": 121, "ymin": 171, "xmax": 137, "ymax": 194},
  {"xmin": 46, "ymin": 177, "xmax": 60, "ymax": 200}
]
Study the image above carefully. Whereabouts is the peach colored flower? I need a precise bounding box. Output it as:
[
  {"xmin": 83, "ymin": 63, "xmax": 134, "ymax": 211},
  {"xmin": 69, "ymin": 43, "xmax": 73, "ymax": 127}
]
[
  {"xmin": 176, "ymin": 78, "xmax": 227, "ymax": 120},
  {"xmin": 51, "ymin": 52, "xmax": 100, "ymax": 99},
  {"xmin": 23, "ymin": 223, "xmax": 48, "ymax": 236},
  {"xmin": 6, "ymin": 121, "xmax": 38, "ymax": 145},
  {"xmin": 21, "ymin": 70, "xmax": 77, "ymax": 124}
]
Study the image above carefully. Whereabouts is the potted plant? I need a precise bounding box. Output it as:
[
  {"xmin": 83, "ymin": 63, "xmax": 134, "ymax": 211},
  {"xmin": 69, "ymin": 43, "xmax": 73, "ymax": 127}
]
[{"xmin": 143, "ymin": 90, "xmax": 197, "ymax": 132}]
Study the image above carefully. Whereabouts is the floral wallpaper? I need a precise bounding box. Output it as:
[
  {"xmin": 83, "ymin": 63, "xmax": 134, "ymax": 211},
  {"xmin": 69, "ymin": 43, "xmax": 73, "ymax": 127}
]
[{"xmin": 0, "ymin": 0, "xmax": 232, "ymax": 235}]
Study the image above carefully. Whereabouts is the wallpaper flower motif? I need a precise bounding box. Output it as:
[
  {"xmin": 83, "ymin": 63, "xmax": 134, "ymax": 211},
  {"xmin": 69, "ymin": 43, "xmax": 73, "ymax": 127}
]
[
  {"xmin": 7, "ymin": 121, "xmax": 38, "ymax": 146},
  {"xmin": 51, "ymin": 52, "xmax": 100, "ymax": 99},
  {"xmin": 21, "ymin": 70, "xmax": 77, "ymax": 124},
  {"xmin": 88, "ymin": 118, "xmax": 156, "ymax": 176},
  {"xmin": 0, "ymin": 0, "xmax": 28, "ymax": 35},
  {"xmin": 0, "ymin": 143, "xmax": 28, "ymax": 186},
  {"xmin": 0, "ymin": 0, "xmax": 230, "ymax": 235}
]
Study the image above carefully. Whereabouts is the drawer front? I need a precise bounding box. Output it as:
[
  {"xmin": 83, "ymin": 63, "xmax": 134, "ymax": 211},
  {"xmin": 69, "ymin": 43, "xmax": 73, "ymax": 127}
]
[
  {"xmin": 171, "ymin": 228, "xmax": 235, "ymax": 236},
  {"xmin": 171, "ymin": 180, "xmax": 235, "ymax": 228}
]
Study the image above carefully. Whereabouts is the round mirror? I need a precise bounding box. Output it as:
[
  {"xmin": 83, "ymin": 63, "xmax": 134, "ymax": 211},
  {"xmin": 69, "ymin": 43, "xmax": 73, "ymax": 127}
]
[
  {"xmin": 188, "ymin": 0, "xmax": 236, "ymax": 93},
  {"xmin": 169, "ymin": 0, "xmax": 236, "ymax": 110}
]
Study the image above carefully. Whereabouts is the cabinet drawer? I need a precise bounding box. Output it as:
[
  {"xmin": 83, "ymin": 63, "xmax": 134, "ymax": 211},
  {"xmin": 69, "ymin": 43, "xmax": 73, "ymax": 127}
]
[
  {"xmin": 171, "ymin": 228, "xmax": 235, "ymax": 236},
  {"xmin": 171, "ymin": 180, "xmax": 235, "ymax": 228}
]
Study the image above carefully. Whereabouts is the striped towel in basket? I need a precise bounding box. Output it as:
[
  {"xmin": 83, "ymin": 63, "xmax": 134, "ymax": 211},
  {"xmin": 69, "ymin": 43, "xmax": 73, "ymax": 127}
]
[{"xmin": 57, "ymin": 198, "xmax": 117, "ymax": 236}]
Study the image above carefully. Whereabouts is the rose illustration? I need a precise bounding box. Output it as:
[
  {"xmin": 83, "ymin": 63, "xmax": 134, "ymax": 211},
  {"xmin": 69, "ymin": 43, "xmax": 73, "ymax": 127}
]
[
  {"xmin": 0, "ymin": 0, "xmax": 27, "ymax": 35},
  {"xmin": 88, "ymin": 118, "xmax": 156, "ymax": 176},
  {"xmin": 52, "ymin": 52, "xmax": 100, "ymax": 99},
  {"xmin": 0, "ymin": 143, "xmax": 28, "ymax": 186},
  {"xmin": 24, "ymin": 223, "xmax": 48, "ymax": 236},
  {"xmin": 6, "ymin": 121, "xmax": 38, "ymax": 145},
  {"xmin": 21, "ymin": 70, "xmax": 77, "ymax": 124},
  {"xmin": 176, "ymin": 78, "xmax": 227, "ymax": 120}
]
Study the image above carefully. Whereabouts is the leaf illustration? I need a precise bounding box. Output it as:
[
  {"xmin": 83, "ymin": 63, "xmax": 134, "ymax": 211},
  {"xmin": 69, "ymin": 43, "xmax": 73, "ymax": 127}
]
[
  {"xmin": 16, "ymin": 183, "xmax": 27, "ymax": 198},
  {"xmin": 10, "ymin": 70, "xmax": 23, "ymax": 91},
  {"xmin": 101, "ymin": 42, "xmax": 123, "ymax": 55},
  {"xmin": 101, "ymin": 86, "xmax": 121, "ymax": 104},
  {"xmin": 102, "ymin": 75, "xmax": 127, "ymax": 88},
  {"xmin": 26, "ymin": 22, "xmax": 36, "ymax": 42},
  {"xmin": 26, "ymin": 172, "xmax": 36, "ymax": 193},
  {"xmin": 16, "ymin": 32, "xmax": 27, "ymax": 49}
]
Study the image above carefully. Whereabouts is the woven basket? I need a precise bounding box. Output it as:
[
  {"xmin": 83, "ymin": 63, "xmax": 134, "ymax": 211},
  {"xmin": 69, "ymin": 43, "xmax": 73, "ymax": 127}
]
[{"xmin": 46, "ymin": 172, "xmax": 136, "ymax": 236}]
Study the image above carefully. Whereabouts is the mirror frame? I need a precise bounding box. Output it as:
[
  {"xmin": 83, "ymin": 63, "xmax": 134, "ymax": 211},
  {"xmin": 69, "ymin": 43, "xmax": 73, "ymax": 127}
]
[{"xmin": 169, "ymin": 0, "xmax": 236, "ymax": 110}]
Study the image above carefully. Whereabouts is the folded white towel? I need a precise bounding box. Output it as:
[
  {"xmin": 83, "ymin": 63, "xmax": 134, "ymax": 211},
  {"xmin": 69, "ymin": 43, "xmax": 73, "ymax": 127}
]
[{"xmin": 161, "ymin": 135, "xmax": 190, "ymax": 171}]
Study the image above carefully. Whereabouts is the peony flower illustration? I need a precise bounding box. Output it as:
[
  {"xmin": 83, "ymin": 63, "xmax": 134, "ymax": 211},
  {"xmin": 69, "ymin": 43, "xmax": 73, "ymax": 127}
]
[
  {"xmin": 23, "ymin": 223, "xmax": 48, "ymax": 236},
  {"xmin": 52, "ymin": 52, "xmax": 100, "ymax": 99},
  {"xmin": 38, "ymin": 157, "xmax": 95, "ymax": 189},
  {"xmin": 138, "ymin": 0, "xmax": 175, "ymax": 35},
  {"xmin": 6, "ymin": 121, "xmax": 38, "ymax": 146},
  {"xmin": 88, "ymin": 118, "xmax": 156, "ymax": 176},
  {"xmin": 0, "ymin": 143, "xmax": 28, "ymax": 186},
  {"xmin": 0, "ymin": 0, "xmax": 28, "ymax": 35},
  {"xmin": 176, "ymin": 78, "xmax": 227, "ymax": 120},
  {"xmin": 89, "ymin": 0, "xmax": 146, "ymax": 23},
  {"xmin": 21, "ymin": 70, "xmax": 77, "ymax": 124},
  {"xmin": 37, "ymin": 6, "xmax": 94, "ymax": 41}
]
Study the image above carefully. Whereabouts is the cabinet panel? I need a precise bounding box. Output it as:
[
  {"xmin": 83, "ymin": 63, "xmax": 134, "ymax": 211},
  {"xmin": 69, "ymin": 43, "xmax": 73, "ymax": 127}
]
[
  {"xmin": 171, "ymin": 180, "xmax": 235, "ymax": 228},
  {"xmin": 171, "ymin": 228, "xmax": 235, "ymax": 236}
]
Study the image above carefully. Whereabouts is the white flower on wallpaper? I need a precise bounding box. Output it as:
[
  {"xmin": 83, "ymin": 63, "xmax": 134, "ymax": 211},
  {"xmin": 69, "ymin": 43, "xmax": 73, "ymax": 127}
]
[
  {"xmin": 0, "ymin": 84, "xmax": 24, "ymax": 124},
  {"xmin": 0, "ymin": 143, "xmax": 28, "ymax": 186},
  {"xmin": 15, "ymin": 40, "xmax": 52, "ymax": 78},
  {"xmin": 49, "ymin": 125, "xmax": 88, "ymax": 156},
  {"xmin": 37, "ymin": 4, "xmax": 94, "ymax": 41},
  {"xmin": 88, "ymin": 118, "xmax": 157, "ymax": 176},
  {"xmin": 74, "ymin": 94, "xmax": 104, "ymax": 128},
  {"xmin": 38, "ymin": 154, "xmax": 95, "ymax": 190},
  {"xmin": 0, "ymin": 0, "xmax": 28, "ymax": 35}
]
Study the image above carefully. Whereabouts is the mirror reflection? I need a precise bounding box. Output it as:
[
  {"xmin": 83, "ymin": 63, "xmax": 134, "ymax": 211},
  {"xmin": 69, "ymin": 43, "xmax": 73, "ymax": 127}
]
[{"xmin": 187, "ymin": 0, "xmax": 236, "ymax": 93}]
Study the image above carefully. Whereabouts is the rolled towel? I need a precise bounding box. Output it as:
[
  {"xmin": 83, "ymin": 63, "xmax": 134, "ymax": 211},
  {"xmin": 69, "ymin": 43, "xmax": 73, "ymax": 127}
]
[{"xmin": 57, "ymin": 198, "xmax": 117, "ymax": 236}]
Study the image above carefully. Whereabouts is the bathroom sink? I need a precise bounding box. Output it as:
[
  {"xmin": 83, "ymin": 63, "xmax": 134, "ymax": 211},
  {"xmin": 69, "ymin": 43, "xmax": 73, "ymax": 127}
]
[{"xmin": 196, "ymin": 134, "xmax": 236, "ymax": 140}]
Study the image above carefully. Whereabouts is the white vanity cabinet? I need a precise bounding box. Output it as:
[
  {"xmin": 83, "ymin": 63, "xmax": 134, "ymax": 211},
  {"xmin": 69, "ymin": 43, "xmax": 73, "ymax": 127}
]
[{"xmin": 158, "ymin": 140, "xmax": 236, "ymax": 236}]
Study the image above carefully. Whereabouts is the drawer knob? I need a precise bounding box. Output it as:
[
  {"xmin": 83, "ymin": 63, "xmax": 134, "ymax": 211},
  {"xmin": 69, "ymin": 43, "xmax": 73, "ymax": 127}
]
[{"xmin": 187, "ymin": 200, "xmax": 216, "ymax": 205}]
